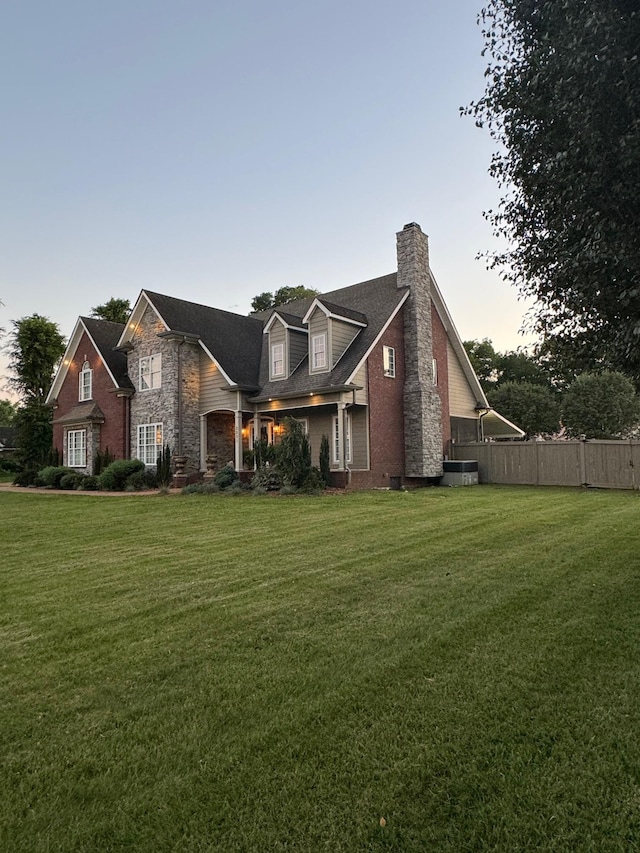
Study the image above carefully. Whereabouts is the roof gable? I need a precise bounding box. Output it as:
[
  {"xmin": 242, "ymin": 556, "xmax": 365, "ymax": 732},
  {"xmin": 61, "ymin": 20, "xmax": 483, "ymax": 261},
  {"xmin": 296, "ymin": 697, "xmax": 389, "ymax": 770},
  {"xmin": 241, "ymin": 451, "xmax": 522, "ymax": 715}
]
[
  {"xmin": 46, "ymin": 317, "xmax": 130, "ymax": 405},
  {"xmin": 125, "ymin": 290, "xmax": 264, "ymax": 389}
]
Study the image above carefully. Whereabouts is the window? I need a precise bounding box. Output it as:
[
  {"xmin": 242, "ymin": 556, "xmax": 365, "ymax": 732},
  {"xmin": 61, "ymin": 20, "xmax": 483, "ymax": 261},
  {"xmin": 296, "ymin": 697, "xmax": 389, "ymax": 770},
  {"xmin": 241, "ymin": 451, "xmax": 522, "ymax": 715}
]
[
  {"xmin": 312, "ymin": 333, "xmax": 327, "ymax": 370},
  {"xmin": 332, "ymin": 413, "xmax": 352, "ymax": 465},
  {"xmin": 68, "ymin": 429, "xmax": 86, "ymax": 468},
  {"xmin": 137, "ymin": 423, "xmax": 163, "ymax": 465},
  {"xmin": 432, "ymin": 358, "xmax": 438, "ymax": 385},
  {"xmin": 271, "ymin": 343, "xmax": 285, "ymax": 378},
  {"xmin": 383, "ymin": 346, "xmax": 396, "ymax": 378},
  {"xmin": 139, "ymin": 354, "xmax": 162, "ymax": 390},
  {"xmin": 79, "ymin": 361, "xmax": 92, "ymax": 401}
]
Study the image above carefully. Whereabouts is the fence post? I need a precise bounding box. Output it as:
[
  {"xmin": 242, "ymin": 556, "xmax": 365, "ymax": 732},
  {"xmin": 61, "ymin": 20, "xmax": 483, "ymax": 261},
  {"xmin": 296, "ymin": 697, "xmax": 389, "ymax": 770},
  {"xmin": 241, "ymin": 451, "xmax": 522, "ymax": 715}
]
[{"xmin": 579, "ymin": 438, "xmax": 587, "ymax": 486}]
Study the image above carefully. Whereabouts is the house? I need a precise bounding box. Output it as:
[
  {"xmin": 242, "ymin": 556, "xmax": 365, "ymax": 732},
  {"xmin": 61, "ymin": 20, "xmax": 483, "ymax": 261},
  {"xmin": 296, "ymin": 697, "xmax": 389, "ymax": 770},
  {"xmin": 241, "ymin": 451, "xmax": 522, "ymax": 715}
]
[
  {"xmin": 46, "ymin": 223, "xmax": 523, "ymax": 486},
  {"xmin": 48, "ymin": 317, "xmax": 133, "ymax": 467}
]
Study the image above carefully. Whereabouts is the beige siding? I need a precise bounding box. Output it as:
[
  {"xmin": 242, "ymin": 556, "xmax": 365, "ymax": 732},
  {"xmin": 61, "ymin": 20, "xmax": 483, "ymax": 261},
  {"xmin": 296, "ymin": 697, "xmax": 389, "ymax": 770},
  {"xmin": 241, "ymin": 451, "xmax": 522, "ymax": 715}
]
[
  {"xmin": 351, "ymin": 364, "xmax": 368, "ymax": 404},
  {"xmin": 307, "ymin": 412, "xmax": 333, "ymax": 467},
  {"xmin": 289, "ymin": 329, "xmax": 308, "ymax": 371},
  {"xmin": 199, "ymin": 351, "xmax": 234, "ymax": 412},
  {"xmin": 308, "ymin": 309, "xmax": 329, "ymax": 373},
  {"xmin": 350, "ymin": 407, "xmax": 369, "ymax": 469},
  {"xmin": 331, "ymin": 319, "xmax": 359, "ymax": 366},
  {"xmin": 268, "ymin": 321, "xmax": 287, "ymax": 380},
  {"xmin": 447, "ymin": 341, "xmax": 477, "ymax": 418}
]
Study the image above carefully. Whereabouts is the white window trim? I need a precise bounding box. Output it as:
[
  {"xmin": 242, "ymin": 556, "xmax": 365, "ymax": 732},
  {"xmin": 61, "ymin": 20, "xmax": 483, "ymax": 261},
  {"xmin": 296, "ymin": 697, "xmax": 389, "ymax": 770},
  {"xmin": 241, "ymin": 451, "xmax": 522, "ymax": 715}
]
[
  {"xmin": 67, "ymin": 429, "xmax": 87, "ymax": 468},
  {"xmin": 139, "ymin": 354, "xmax": 162, "ymax": 391},
  {"xmin": 271, "ymin": 342, "xmax": 285, "ymax": 379},
  {"xmin": 332, "ymin": 413, "xmax": 352, "ymax": 465},
  {"xmin": 79, "ymin": 361, "xmax": 93, "ymax": 401},
  {"xmin": 383, "ymin": 346, "xmax": 396, "ymax": 378},
  {"xmin": 432, "ymin": 357, "xmax": 438, "ymax": 386},
  {"xmin": 137, "ymin": 422, "xmax": 163, "ymax": 466},
  {"xmin": 311, "ymin": 333, "xmax": 327, "ymax": 371}
]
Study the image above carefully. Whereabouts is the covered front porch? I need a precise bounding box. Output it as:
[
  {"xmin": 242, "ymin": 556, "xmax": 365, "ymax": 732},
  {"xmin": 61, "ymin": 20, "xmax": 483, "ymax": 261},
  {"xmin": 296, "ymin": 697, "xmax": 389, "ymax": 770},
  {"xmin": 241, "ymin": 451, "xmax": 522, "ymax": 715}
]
[{"xmin": 199, "ymin": 401, "xmax": 367, "ymax": 475}]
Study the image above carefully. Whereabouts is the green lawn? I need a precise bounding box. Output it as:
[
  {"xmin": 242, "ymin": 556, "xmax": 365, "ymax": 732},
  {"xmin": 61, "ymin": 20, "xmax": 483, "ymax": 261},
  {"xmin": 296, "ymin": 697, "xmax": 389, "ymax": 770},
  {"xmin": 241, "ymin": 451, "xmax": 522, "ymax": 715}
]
[{"xmin": 2, "ymin": 487, "xmax": 639, "ymax": 852}]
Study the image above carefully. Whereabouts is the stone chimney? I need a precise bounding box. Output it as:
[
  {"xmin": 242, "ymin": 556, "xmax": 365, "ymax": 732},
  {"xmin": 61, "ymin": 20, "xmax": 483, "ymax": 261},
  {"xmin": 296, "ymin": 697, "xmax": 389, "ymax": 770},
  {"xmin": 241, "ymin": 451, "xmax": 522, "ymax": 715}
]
[{"xmin": 397, "ymin": 223, "xmax": 443, "ymax": 478}]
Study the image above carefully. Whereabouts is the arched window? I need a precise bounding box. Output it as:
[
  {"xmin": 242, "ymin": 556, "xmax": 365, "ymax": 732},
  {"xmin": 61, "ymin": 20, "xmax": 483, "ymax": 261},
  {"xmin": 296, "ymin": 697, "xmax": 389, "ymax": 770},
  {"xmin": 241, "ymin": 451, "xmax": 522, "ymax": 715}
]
[{"xmin": 79, "ymin": 361, "xmax": 92, "ymax": 401}]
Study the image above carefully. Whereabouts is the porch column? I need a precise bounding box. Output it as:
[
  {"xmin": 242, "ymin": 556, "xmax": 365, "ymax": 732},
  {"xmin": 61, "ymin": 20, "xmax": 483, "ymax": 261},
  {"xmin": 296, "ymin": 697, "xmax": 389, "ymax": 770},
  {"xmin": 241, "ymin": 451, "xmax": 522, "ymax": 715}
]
[
  {"xmin": 234, "ymin": 410, "xmax": 243, "ymax": 472},
  {"xmin": 199, "ymin": 415, "xmax": 207, "ymax": 471},
  {"xmin": 253, "ymin": 406, "xmax": 261, "ymax": 448}
]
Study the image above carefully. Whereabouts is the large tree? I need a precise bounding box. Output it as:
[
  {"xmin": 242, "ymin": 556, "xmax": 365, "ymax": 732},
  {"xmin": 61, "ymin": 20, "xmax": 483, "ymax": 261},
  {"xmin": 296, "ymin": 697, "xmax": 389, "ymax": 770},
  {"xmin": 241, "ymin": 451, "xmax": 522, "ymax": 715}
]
[
  {"xmin": 465, "ymin": 1, "xmax": 640, "ymax": 377},
  {"xmin": 0, "ymin": 399, "xmax": 17, "ymax": 426},
  {"xmin": 90, "ymin": 298, "xmax": 131, "ymax": 324},
  {"xmin": 6, "ymin": 315, "xmax": 65, "ymax": 467},
  {"xmin": 251, "ymin": 286, "xmax": 319, "ymax": 313},
  {"xmin": 487, "ymin": 380, "xmax": 561, "ymax": 437},
  {"xmin": 562, "ymin": 371, "xmax": 639, "ymax": 439}
]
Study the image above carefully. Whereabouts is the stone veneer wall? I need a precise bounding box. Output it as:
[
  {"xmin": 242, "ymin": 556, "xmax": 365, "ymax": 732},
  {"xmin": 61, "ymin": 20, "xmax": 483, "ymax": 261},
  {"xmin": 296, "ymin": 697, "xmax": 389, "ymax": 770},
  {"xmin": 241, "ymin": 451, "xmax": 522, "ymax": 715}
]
[
  {"xmin": 128, "ymin": 304, "xmax": 201, "ymax": 472},
  {"xmin": 396, "ymin": 223, "xmax": 443, "ymax": 478}
]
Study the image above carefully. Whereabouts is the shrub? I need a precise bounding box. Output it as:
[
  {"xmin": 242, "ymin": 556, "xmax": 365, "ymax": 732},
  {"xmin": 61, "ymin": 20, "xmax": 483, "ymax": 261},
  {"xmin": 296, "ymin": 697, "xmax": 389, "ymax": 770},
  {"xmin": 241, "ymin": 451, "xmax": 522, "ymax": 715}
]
[
  {"xmin": 156, "ymin": 445, "xmax": 172, "ymax": 487},
  {"xmin": 59, "ymin": 472, "xmax": 84, "ymax": 490},
  {"xmin": 299, "ymin": 466, "xmax": 325, "ymax": 495},
  {"xmin": 125, "ymin": 468, "xmax": 158, "ymax": 491},
  {"xmin": 251, "ymin": 466, "xmax": 283, "ymax": 492},
  {"xmin": 254, "ymin": 438, "xmax": 276, "ymax": 468},
  {"xmin": 13, "ymin": 469, "xmax": 39, "ymax": 487},
  {"xmin": 214, "ymin": 464, "xmax": 239, "ymax": 490},
  {"xmin": 0, "ymin": 458, "xmax": 20, "ymax": 473},
  {"xmin": 277, "ymin": 418, "xmax": 311, "ymax": 487},
  {"xmin": 319, "ymin": 434, "xmax": 330, "ymax": 486},
  {"xmin": 78, "ymin": 475, "xmax": 100, "ymax": 491},
  {"xmin": 181, "ymin": 482, "xmax": 220, "ymax": 495},
  {"xmin": 39, "ymin": 465, "xmax": 75, "ymax": 489},
  {"xmin": 98, "ymin": 458, "xmax": 145, "ymax": 491},
  {"xmin": 94, "ymin": 448, "xmax": 115, "ymax": 476}
]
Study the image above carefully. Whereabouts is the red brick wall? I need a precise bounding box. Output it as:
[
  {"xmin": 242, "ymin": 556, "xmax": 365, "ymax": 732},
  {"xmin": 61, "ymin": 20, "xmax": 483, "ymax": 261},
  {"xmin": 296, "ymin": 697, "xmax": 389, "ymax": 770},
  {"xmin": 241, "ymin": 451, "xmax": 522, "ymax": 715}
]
[
  {"xmin": 365, "ymin": 309, "xmax": 406, "ymax": 486},
  {"xmin": 431, "ymin": 304, "xmax": 451, "ymax": 450},
  {"xmin": 52, "ymin": 331, "xmax": 128, "ymax": 461}
]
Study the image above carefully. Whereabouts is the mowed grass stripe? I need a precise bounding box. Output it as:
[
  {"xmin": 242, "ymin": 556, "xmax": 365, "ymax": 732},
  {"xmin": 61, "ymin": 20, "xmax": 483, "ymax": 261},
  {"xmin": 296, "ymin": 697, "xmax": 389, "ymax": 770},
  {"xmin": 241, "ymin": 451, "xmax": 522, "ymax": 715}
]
[{"xmin": 2, "ymin": 487, "xmax": 640, "ymax": 851}]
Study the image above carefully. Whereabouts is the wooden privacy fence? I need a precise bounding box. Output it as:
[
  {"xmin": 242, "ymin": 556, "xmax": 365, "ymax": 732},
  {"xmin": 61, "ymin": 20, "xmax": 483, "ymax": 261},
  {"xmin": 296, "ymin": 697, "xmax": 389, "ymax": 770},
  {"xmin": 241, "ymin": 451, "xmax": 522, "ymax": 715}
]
[{"xmin": 450, "ymin": 440, "xmax": 640, "ymax": 490}]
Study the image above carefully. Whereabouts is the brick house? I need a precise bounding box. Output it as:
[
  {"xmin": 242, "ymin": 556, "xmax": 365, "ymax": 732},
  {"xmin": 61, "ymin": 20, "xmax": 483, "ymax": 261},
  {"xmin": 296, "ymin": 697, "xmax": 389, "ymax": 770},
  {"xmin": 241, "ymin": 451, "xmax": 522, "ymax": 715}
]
[{"xmin": 46, "ymin": 223, "xmax": 522, "ymax": 484}]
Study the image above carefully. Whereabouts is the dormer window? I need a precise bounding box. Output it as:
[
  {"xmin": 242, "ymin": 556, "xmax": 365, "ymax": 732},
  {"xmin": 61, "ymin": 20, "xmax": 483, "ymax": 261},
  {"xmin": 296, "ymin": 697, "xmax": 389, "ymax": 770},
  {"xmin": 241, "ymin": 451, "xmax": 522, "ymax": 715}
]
[
  {"xmin": 140, "ymin": 354, "xmax": 162, "ymax": 390},
  {"xmin": 271, "ymin": 343, "xmax": 285, "ymax": 379},
  {"xmin": 79, "ymin": 361, "xmax": 92, "ymax": 400},
  {"xmin": 312, "ymin": 333, "xmax": 327, "ymax": 370}
]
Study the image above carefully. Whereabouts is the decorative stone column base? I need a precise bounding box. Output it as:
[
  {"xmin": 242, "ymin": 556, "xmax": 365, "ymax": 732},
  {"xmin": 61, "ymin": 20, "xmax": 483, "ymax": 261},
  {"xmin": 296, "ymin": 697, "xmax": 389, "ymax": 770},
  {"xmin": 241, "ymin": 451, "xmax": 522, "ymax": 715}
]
[
  {"xmin": 173, "ymin": 455, "xmax": 189, "ymax": 489},
  {"xmin": 203, "ymin": 453, "xmax": 217, "ymax": 482}
]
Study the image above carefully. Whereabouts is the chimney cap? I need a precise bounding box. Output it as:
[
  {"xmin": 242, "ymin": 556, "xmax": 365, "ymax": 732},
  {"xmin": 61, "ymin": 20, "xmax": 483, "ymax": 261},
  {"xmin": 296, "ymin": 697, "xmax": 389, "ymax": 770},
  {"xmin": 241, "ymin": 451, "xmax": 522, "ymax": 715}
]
[{"xmin": 403, "ymin": 222, "xmax": 422, "ymax": 231}]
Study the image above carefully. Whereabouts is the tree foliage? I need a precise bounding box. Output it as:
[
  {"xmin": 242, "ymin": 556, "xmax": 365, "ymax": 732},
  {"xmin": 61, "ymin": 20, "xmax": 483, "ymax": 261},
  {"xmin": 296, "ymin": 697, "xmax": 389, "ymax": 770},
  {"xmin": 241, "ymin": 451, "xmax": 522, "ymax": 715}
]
[
  {"xmin": 562, "ymin": 371, "xmax": 639, "ymax": 439},
  {"xmin": 465, "ymin": 1, "xmax": 640, "ymax": 377},
  {"xmin": 0, "ymin": 399, "xmax": 17, "ymax": 426},
  {"xmin": 6, "ymin": 315, "xmax": 65, "ymax": 401},
  {"xmin": 90, "ymin": 298, "xmax": 131, "ymax": 325},
  {"xmin": 251, "ymin": 286, "xmax": 319, "ymax": 313},
  {"xmin": 277, "ymin": 417, "xmax": 312, "ymax": 487},
  {"xmin": 5, "ymin": 315, "xmax": 65, "ymax": 468},
  {"xmin": 488, "ymin": 380, "xmax": 561, "ymax": 437}
]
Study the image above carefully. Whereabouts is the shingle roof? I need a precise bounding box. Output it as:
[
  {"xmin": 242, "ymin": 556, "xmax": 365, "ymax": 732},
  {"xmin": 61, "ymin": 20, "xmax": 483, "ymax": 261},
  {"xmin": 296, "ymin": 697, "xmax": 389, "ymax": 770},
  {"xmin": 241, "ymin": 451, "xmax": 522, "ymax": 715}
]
[
  {"xmin": 53, "ymin": 401, "xmax": 106, "ymax": 425},
  {"xmin": 80, "ymin": 317, "xmax": 132, "ymax": 390},
  {"xmin": 143, "ymin": 291, "xmax": 264, "ymax": 388},
  {"xmin": 311, "ymin": 299, "xmax": 367, "ymax": 325}
]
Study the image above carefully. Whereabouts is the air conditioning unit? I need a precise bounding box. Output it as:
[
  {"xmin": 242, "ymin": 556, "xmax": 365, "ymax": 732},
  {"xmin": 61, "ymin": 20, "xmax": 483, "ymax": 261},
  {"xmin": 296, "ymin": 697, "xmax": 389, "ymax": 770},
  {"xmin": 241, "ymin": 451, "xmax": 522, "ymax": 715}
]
[{"xmin": 441, "ymin": 460, "xmax": 478, "ymax": 486}]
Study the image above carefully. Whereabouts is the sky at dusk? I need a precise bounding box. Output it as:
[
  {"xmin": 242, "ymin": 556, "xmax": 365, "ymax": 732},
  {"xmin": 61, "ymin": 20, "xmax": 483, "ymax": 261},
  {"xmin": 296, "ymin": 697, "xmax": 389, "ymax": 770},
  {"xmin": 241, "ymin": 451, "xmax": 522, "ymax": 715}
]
[{"xmin": 0, "ymin": 0, "xmax": 536, "ymax": 396}]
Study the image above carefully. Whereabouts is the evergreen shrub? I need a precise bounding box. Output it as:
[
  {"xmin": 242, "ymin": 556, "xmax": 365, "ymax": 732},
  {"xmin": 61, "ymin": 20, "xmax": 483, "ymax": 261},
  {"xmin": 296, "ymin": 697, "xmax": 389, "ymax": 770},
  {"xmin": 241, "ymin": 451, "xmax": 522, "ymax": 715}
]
[
  {"xmin": 39, "ymin": 466, "xmax": 75, "ymax": 488},
  {"xmin": 98, "ymin": 459, "xmax": 145, "ymax": 491}
]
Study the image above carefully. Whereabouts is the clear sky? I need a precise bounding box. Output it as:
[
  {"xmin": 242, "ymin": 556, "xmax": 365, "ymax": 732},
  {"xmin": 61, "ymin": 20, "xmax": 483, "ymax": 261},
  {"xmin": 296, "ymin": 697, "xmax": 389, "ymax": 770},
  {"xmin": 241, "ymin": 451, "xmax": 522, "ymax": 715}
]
[{"xmin": 0, "ymin": 0, "xmax": 535, "ymax": 396}]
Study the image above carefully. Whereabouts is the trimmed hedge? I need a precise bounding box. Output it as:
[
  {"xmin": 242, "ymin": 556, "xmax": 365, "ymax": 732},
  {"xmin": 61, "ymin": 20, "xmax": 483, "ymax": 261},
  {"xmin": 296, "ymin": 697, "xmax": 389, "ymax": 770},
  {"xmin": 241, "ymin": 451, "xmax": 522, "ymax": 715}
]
[
  {"xmin": 98, "ymin": 459, "xmax": 145, "ymax": 491},
  {"xmin": 39, "ymin": 466, "xmax": 76, "ymax": 489}
]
